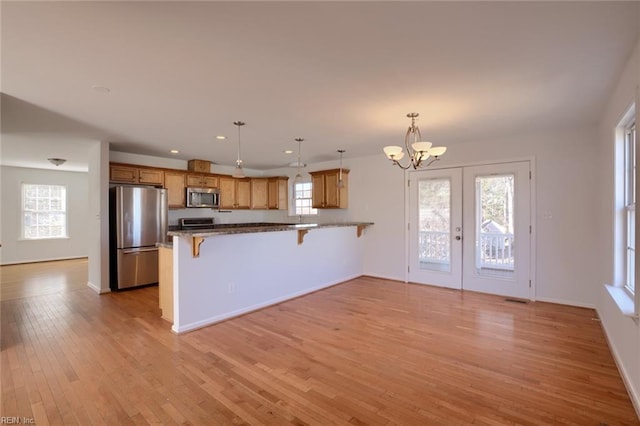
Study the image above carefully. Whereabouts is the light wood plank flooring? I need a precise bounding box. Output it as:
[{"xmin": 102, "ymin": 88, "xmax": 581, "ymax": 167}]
[
  {"xmin": 0, "ymin": 258, "xmax": 87, "ymax": 301},
  {"xmin": 1, "ymin": 260, "xmax": 638, "ymax": 424}
]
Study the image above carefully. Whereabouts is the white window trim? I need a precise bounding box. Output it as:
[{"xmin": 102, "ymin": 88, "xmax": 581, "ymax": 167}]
[
  {"xmin": 289, "ymin": 179, "xmax": 318, "ymax": 217},
  {"xmin": 21, "ymin": 183, "xmax": 69, "ymax": 240},
  {"xmin": 609, "ymin": 103, "xmax": 639, "ymax": 319}
]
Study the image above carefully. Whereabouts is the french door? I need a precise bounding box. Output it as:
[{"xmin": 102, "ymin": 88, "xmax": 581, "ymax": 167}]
[{"xmin": 408, "ymin": 161, "xmax": 531, "ymax": 299}]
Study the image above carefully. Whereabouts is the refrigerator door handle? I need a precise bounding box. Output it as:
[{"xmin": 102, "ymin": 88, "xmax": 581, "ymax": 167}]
[{"xmin": 122, "ymin": 247, "xmax": 158, "ymax": 254}]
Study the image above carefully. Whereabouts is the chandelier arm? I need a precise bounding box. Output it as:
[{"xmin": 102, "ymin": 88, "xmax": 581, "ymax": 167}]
[
  {"xmin": 391, "ymin": 158, "xmax": 413, "ymax": 170},
  {"xmin": 424, "ymin": 156, "xmax": 440, "ymax": 167}
]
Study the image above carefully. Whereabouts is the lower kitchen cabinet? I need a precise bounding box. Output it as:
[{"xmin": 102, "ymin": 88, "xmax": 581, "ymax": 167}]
[{"xmin": 158, "ymin": 246, "xmax": 173, "ymax": 323}]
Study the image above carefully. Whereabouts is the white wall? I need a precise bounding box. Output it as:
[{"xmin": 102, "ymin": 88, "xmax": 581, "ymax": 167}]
[
  {"xmin": 596, "ymin": 38, "xmax": 640, "ymax": 413},
  {"xmin": 277, "ymin": 128, "xmax": 600, "ymax": 307},
  {"xmin": 173, "ymin": 225, "xmax": 365, "ymax": 333},
  {"xmin": 87, "ymin": 141, "xmax": 110, "ymax": 293},
  {"xmin": 1, "ymin": 166, "xmax": 89, "ymax": 264}
]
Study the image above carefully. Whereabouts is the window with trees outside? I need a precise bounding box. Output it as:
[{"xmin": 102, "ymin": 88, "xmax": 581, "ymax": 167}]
[
  {"xmin": 294, "ymin": 182, "xmax": 317, "ymax": 216},
  {"xmin": 624, "ymin": 120, "xmax": 636, "ymax": 295},
  {"xmin": 22, "ymin": 184, "xmax": 68, "ymax": 239}
]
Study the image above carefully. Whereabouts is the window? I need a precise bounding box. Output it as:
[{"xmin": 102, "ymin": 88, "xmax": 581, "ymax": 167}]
[
  {"xmin": 293, "ymin": 181, "xmax": 317, "ymax": 216},
  {"xmin": 624, "ymin": 121, "xmax": 636, "ymax": 295},
  {"xmin": 22, "ymin": 184, "xmax": 67, "ymax": 239}
]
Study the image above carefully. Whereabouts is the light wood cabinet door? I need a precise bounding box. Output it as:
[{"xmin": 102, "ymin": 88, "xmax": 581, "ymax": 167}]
[
  {"xmin": 251, "ymin": 179, "xmax": 269, "ymax": 209},
  {"xmin": 324, "ymin": 171, "xmax": 340, "ymax": 208},
  {"xmin": 158, "ymin": 246, "xmax": 173, "ymax": 323},
  {"xmin": 236, "ymin": 179, "xmax": 251, "ymax": 209},
  {"xmin": 138, "ymin": 168, "xmax": 164, "ymax": 186},
  {"xmin": 311, "ymin": 173, "xmax": 325, "ymax": 208},
  {"xmin": 187, "ymin": 174, "xmax": 219, "ymax": 188},
  {"xmin": 110, "ymin": 165, "xmax": 138, "ymax": 183},
  {"xmin": 165, "ymin": 172, "xmax": 186, "ymax": 209},
  {"xmin": 268, "ymin": 177, "xmax": 288, "ymax": 210},
  {"xmin": 219, "ymin": 176, "xmax": 236, "ymax": 209},
  {"xmin": 186, "ymin": 174, "xmax": 203, "ymax": 187},
  {"xmin": 310, "ymin": 169, "xmax": 349, "ymax": 209},
  {"xmin": 202, "ymin": 175, "xmax": 219, "ymax": 188}
]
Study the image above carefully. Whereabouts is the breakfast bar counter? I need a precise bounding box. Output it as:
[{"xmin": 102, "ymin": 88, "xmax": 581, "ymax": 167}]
[
  {"xmin": 165, "ymin": 222, "xmax": 373, "ymax": 334},
  {"xmin": 168, "ymin": 222, "xmax": 372, "ymax": 257}
]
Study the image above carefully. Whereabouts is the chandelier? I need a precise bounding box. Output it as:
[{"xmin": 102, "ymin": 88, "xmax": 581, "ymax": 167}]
[{"xmin": 383, "ymin": 112, "xmax": 447, "ymax": 170}]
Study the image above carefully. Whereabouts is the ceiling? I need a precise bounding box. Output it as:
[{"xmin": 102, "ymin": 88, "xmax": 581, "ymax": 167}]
[{"xmin": 1, "ymin": 1, "xmax": 639, "ymax": 172}]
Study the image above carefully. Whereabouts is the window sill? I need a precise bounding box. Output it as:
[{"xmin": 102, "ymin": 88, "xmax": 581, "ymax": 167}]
[
  {"xmin": 605, "ymin": 285, "xmax": 639, "ymax": 319},
  {"xmin": 18, "ymin": 236, "xmax": 70, "ymax": 241}
]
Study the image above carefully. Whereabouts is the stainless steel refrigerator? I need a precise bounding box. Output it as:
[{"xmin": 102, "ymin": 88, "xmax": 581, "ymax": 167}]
[{"xmin": 109, "ymin": 186, "xmax": 168, "ymax": 290}]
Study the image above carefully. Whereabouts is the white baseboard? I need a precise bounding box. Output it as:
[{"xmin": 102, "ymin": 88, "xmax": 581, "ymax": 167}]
[
  {"xmin": 534, "ymin": 296, "xmax": 595, "ymax": 309},
  {"xmin": 172, "ymin": 274, "xmax": 360, "ymax": 334},
  {"xmin": 597, "ymin": 307, "xmax": 640, "ymax": 419},
  {"xmin": 87, "ymin": 281, "xmax": 109, "ymax": 294},
  {"xmin": 1, "ymin": 255, "xmax": 87, "ymax": 266},
  {"xmin": 362, "ymin": 273, "xmax": 405, "ymax": 283}
]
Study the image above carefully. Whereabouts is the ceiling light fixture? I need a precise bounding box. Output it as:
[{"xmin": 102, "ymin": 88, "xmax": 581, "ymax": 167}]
[
  {"xmin": 294, "ymin": 138, "xmax": 304, "ymax": 183},
  {"xmin": 337, "ymin": 149, "xmax": 346, "ymax": 188},
  {"xmin": 383, "ymin": 112, "xmax": 447, "ymax": 170},
  {"xmin": 283, "ymin": 150, "xmax": 294, "ymax": 154},
  {"xmin": 232, "ymin": 121, "xmax": 245, "ymax": 178},
  {"xmin": 91, "ymin": 85, "xmax": 110, "ymax": 93},
  {"xmin": 216, "ymin": 135, "xmax": 226, "ymax": 140},
  {"xmin": 170, "ymin": 149, "xmax": 179, "ymax": 154},
  {"xmin": 48, "ymin": 158, "xmax": 66, "ymax": 167}
]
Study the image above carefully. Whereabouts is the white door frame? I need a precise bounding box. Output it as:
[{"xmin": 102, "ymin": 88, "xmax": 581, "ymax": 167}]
[{"xmin": 404, "ymin": 157, "xmax": 537, "ymax": 300}]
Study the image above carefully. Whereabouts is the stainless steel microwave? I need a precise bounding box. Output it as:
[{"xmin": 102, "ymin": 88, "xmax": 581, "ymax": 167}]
[{"xmin": 186, "ymin": 187, "xmax": 220, "ymax": 208}]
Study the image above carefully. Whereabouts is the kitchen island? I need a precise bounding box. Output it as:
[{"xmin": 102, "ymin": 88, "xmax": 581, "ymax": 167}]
[{"xmin": 165, "ymin": 222, "xmax": 372, "ymax": 334}]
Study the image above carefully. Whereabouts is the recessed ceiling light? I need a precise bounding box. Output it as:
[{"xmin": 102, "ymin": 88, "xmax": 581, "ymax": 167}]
[
  {"xmin": 91, "ymin": 85, "xmax": 110, "ymax": 93},
  {"xmin": 216, "ymin": 136, "xmax": 226, "ymax": 140},
  {"xmin": 170, "ymin": 149, "xmax": 179, "ymax": 154},
  {"xmin": 283, "ymin": 150, "xmax": 294, "ymax": 154}
]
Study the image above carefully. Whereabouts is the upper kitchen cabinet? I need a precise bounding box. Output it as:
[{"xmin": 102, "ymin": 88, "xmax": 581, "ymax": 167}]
[
  {"xmin": 268, "ymin": 177, "xmax": 289, "ymax": 210},
  {"xmin": 310, "ymin": 169, "xmax": 349, "ymax": 209},
  {"xmin": 110, "ymin": 163, "xmax": 164, "ymax": 186},
  {"xmin": 219, "ymin": 176, "xmax": 251, "ymax": 209},
  {"xmin": 250, "ymin": 178, "xmax": 269, "ymax": 210},
  {"xmin": 164, "ymin": 171, "xmax": 186, "ymax": 209},
  {"xmin": 186, "ymin": 174, "xmax": 219, "ymax": 188}
]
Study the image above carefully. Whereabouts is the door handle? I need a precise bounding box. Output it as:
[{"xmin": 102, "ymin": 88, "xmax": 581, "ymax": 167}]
[
  {"xmin": 455, "ymin": 236, "xmax": 462, "ymax": 240},
  {"xmin": 123, "ymin": 248, "xmax": 158, "ymax": 254}
]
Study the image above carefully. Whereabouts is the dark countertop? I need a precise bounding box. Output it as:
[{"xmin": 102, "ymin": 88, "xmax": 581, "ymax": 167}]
[{"xmin": 167, "ymin": 222, "xmax": 373, "ymax": 238}]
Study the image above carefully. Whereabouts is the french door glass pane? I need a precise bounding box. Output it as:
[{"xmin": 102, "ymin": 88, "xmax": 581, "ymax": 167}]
[
  {"xmin": 418, "ymin": 178, "xmax": 451, "ymax": 272},
  {"xmin": 475, "ymin": 174, "xmax": 515, "ymax": 278}
]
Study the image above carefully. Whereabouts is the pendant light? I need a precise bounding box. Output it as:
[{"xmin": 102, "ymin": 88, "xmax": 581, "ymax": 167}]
[
  {"xmin": 337, "ymin": 149, "xmax": 345, "ymax": 188},
  {"xmin": 294, "ymin": 137, "xmax": 304, "ymax": 183},
  {"xmin": 232, "ymin": 121, "xmax": 245, "ymax": 178}
]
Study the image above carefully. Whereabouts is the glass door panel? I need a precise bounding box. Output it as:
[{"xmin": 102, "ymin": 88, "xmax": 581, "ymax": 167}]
[
  {"xmin": 463, "ymin": 162, "xmax": 530, "ymax": 299},
  {"xmin": 475, "ymin": 174, "xmax": 515, "ymax": 279},
  {"xmin": 419, "ymin": 178, "xmax": 451, "ymax": 272},
  {"xmin": 409, "ymin": 168, "xmax": 462, "ymax": 290}
]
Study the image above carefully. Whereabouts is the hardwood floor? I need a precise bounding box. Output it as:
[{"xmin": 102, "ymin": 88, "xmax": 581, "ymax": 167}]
[
  {"xmin": 1, "ymin": 260, "xmax": 638, "ymax": 425},
  {"xmin": 0, "ymin": 258, "xmax": 87, "ymax": 301}
]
